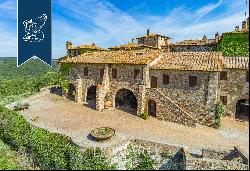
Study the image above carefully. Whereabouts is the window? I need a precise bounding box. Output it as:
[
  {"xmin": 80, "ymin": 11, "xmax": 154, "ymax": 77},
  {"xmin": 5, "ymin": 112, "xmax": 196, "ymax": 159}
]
[
  {"xmin": 112, "ymin": 68, "xmax": 117, "ymax": 79},
  {"xmin": 220, "ymin": 71, "xmax": 227, "ymax": 80},
  {"xmin": 100, "ymin": 68, "xmax": 104, "ymax": 78},
  {"xmin": 163, "ymin": 74, "xmax": 169, "ymax": 85},
  {"xmin": 246, "ymin": 71, "xmax": 249, "ymax": 82},
  {"xmin": 189, "ymin": 75, "xmax": 197, "ymax": 87},
  {"xmin": 134, "ymin": 69, "xmax": 140, "ymax": 79},
  {"xmin": 84, "ymin": 67, "xmax": 88, "ymax": 76},
  {"xmin": 220, "ymin": 96, "xmax": 227, "ymax": 105}
]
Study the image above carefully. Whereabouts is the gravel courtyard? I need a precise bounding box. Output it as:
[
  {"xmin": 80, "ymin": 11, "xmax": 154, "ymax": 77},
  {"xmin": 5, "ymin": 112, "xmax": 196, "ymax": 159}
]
[{"xmin": 20, "ymin": 94, "xmax": 249, "ymax": 155}]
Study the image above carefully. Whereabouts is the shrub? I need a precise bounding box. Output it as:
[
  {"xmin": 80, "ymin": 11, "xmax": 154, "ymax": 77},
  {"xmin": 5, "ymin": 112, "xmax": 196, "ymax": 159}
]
[
  {"xmin": 0, "ymin": 106, "xmax": 116, "ymax": 170},
  {"xmin": 139, "ymin": 112, "xmax": 149, "ymax": 120},
  {"xmin": 70, "ymin": 148, "xmax": 117, "ymax": 170},
  {"xmin": 125, "ymin": 145, "xmax": 157, "ymax": 170},
  {"xmin": 215, "ymin": 102, "xmax": 225, "ymax": 128}
]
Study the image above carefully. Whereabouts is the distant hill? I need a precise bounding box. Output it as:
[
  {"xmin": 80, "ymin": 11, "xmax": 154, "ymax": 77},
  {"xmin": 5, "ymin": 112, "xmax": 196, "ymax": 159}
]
[{"xmin": 0, "ymin": 57, "xmax": 59, "ymax": 79}]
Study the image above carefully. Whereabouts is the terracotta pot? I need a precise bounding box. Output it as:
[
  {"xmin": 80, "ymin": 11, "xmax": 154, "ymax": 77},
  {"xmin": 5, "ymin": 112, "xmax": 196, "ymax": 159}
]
[{"xmin": 104, "ymin": 100, "xmax": 112, "ymax": 109}]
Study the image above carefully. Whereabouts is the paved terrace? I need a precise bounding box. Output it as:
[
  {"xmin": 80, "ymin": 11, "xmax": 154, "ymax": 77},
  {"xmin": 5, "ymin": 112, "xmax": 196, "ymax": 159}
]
[{"xmin": 19, "ymin": 94, "xmax": 249, "ymax": 155}]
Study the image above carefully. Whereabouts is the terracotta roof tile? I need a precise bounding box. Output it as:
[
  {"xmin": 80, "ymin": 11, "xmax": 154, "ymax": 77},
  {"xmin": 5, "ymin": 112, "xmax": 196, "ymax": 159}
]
[
  {"xmin": 223, "ymin": 56, "xmax": 249, "ymax": 69},
  {"xmin": 60, "ymin": 50, "xmax": 161, "ymax": 65},
  {"xmin": 151, "ymin": 52, "xmax": 224, "ymax": 71}
]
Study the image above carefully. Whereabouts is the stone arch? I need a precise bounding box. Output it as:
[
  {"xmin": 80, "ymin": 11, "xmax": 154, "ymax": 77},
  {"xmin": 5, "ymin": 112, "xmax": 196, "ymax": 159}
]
[
  {"xmin": 68, "ymin": 83, "xmax": 76, "ymax": 101},
  {"xmin": 115, "ymin": 88, "xmax": 138, "ymax": 115},
  {"xmin": 235, "ymin": 97, "xmax": 249, "ymax": 121},
  {"xmin": 86, "ymin": 85, "xmax": 97, "ymax": 109}
]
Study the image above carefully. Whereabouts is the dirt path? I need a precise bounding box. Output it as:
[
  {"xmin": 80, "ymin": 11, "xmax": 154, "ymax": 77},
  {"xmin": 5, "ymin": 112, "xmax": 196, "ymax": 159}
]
[{"xmin": 20, "ymin": 94, "xmax": 249, "ymax": 155}]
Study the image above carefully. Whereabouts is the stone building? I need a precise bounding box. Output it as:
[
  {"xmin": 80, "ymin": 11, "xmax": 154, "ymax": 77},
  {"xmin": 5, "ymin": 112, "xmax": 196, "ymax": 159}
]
[
  {"xmin": 59, "ymin": 50, "xmax": 249, "ymax": 127},
  {"xmin": 66, "ymin": 41, "xmax": 105, "ymax": 57},
  {"xmin": 170, "ymin": 35, "xmax": 217, "ymax": 52},
  {"xmin": 136, "ymin": 29, "xmax": 172, "ymax": 49}
]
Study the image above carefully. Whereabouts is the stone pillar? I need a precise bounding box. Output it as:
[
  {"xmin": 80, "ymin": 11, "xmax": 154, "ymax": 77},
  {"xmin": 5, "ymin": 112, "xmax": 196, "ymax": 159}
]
[
  {"xmin": 143, "ymin": 67, "xmax": 150, "ymax": 88},
  {"xmin": 75, "ymin": 78, "xmax": 83, "ymax": 103},
  {"xmin": 206, "ymin": 72, "xmax": 220, "ymax": 117},
  {"xmin": 96, "ymin": 84, "xmax": 105, "ymax": 111},
  {"xmin": 102, "ymin": 64, "xmax": 110, "ymax": 89},
  {"xmin": 137, "ymin": 85, "xmax": 146, "ymax": 116}
]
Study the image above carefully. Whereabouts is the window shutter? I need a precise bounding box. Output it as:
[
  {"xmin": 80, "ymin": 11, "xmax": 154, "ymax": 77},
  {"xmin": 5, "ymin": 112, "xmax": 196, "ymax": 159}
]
[
  {"xmin": 100, "ymin": 68, "xmax": 104, "ymax": 78},
  {"xmin": 134, "ymin": 69, "xmax": 140, "ymax": 79},
  {"xmin": 189, "ymin": 76, "xmax": 197, "ymax": 87},
  {"xmin": 220, "ymin": 71, "xmax": 227, "ymax": 80},
  {"xmin": 163, "ymin": 74, "xmax": 169, "ymax": 85},
  {"xmin": 84, "ymin": 67, "xmax": 88, "ymax": 76},
  {"xmin": 112, "ymin": 68, "xmax": 117, "ymax": 79}
]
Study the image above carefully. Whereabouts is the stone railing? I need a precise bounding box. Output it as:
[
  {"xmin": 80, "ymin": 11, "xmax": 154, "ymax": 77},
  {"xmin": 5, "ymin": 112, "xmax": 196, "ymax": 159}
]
[{"xmin": 146, "ymin": 88, "xmax": 197, "ymax": 127}]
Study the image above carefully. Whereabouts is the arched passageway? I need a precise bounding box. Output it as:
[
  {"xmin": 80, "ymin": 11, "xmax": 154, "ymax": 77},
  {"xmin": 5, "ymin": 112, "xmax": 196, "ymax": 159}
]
[
  {"xmin": 148, "ymin": 100, "xmax": 156, "ymax": 117},
  {"xmin": 86, "ymin": 86, "xmax": 97, "ymax": 109},
  {"xmin": 68, "ymin": 83, "xmax": 76, "ymax": 101},
  {"xmin": 115, "ymin": 89, "xmax": 137, "ymax": 115},
  {"xmin": 235, "ymin": 99, "xmax": 249, "ymax": 121}
]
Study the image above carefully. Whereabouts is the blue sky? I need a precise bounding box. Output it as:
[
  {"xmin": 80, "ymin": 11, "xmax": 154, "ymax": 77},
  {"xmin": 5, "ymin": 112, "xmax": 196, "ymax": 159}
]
[{"xmin": 0, "ymin": 0, "xmax": 249, "ymax": 58}]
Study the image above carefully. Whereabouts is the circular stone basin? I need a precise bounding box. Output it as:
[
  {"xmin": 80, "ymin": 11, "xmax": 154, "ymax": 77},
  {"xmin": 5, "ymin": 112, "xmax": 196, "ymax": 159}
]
[{"xmin": 90, "ymin": 127, "xmax": 115, "ymax": 141}]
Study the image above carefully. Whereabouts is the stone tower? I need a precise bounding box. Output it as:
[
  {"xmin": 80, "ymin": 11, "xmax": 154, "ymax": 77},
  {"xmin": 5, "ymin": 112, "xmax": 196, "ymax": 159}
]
[
  {"xmin": 235, "ymin": 26, "xmax": 240, "ymax": 32},
  {"xmin": 242, "ymin": 20, "xmax": 247, "ymax": 30},
  {"xmin": 202, "ymin": 35, "xmax": 208, "ymax": 44},
  {"xmin": 66, "ymin": 41, "xmax": 73, "ymax": 50},
  {"xmin": 215, "ymin": 32, "xmax": 220, "ymax": 43}
]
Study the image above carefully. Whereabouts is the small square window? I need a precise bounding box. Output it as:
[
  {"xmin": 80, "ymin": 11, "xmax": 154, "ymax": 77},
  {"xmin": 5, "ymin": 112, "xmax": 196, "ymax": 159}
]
[
  {"xmin": 134, "ymin": 69, "xmax": 140, "ymax": 79},
  {"xmin": 112, "ymin": 68, "xmax": 117, "ymax": 79},
  {"xmin": 84, "ymin": 67, "xmax": 88, "ymax": 76},
  {"xmin": 220, "ymin": 96, "xmax": 227, "ymax": 105},
  {"xmin": 163, "ymin": 74, "xmax": 169, "ymax": 85},
  {"xmin": 220, "ymin": 71, "xmax": 227, "ymax": 80},
  {"xmin": 189, "ymin": 75, "xmax": 197, "ymax": 87}
]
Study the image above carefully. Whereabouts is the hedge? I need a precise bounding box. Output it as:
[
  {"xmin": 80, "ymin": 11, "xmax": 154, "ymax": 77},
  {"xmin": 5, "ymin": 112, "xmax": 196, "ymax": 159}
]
[{"xmin": 0, "ymin": 106, "xmax": 116, "ymax": 170}]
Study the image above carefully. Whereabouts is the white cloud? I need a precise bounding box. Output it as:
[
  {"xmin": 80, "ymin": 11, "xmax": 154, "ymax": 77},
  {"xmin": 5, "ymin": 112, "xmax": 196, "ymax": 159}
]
[{"xmin": 0, "ymin": 0, "xmax": 16, "ymax": 19}]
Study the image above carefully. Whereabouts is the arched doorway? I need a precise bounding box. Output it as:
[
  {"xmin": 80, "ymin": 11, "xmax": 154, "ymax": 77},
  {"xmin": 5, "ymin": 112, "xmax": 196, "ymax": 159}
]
[
  {"xmin": 148, "ymin": 100, "xmax": 156, "ymax": 117},
  {"xmin": 235, "ymin": 99, "xmax": 249, "ymax": 121},
  {"xmin": 115, "ymin": 89, "xmax": 137, "ymax": 114},
  {"xmin": 68, "ymin": 83, "xmax": 76, "ymax": 101},
  {"xmin": 86, "ymin": 86, "xmax": 97, "ymax": 109}
]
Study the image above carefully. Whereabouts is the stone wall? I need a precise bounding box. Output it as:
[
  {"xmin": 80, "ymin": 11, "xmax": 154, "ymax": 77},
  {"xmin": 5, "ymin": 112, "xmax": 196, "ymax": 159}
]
[
  {"xmin": 150, "ymin": 70, "xmax": 217, "ymax": 126},
  {"xmin": 170, "ymin": 44, "xmax": 215, "ymax": 52},
  {"xmin": 145, "ymin": 88, "xmax": 197, "ymax": 127},
  {"xmin": 219, "ymin": 69, "xmax": 249, "ymax": 116}
]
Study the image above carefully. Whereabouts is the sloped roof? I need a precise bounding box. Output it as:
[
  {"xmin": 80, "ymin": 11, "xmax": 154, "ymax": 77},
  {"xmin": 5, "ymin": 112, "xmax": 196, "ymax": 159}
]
[
  {"xmin": 137, "ymin": 33, "xmax": 172, "ymax": 39},
  {"xmin": 109, "ymin": 43, "xmax": 158, "ymax": 50},
  {"xmin": 150, "ymin": 52, "xmax": 224, "ymax": 71},
  {"xmin": 223, "ymin": 56, "xmax": 249, "ymax": 69},
  {"xmin": 174, "ymin": 39, "xmax": 215, "ymax": 46},
  {"xmin": 60, "ymin": 50, "xmax": 161, "ymax": 65}
]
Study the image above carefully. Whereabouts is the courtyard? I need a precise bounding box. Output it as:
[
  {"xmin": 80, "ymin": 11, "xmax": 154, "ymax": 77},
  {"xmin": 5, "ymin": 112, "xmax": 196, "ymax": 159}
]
[{"xmin": 19, "ymin": 93, "xmax": 249, "ymax": 155}]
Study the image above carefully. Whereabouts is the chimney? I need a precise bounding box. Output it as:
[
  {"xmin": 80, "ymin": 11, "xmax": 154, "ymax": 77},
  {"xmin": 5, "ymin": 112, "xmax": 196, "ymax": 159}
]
[
  {"xmin": 215, "ymin": 32, "xmax": 219, "ymax": 43},
  {"xmin": 147, "ymin": 29, "xmax": 150, "ymax": 36}
]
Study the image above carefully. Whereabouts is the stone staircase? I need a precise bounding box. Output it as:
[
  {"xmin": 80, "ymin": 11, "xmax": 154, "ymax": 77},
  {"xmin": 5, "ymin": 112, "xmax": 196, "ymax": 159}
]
[{"xmin": 146, "ymin": 88, "xmax": 197, "ymax": 127}]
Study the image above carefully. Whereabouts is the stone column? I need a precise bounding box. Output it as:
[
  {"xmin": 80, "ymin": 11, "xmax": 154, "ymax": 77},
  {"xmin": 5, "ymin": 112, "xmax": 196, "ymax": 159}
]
[
  {"xmin": 75, "ymin": 78, "xmax": 83, "ymax": 103},
  {"xmin": 96, "ymin": 84, "xmax": 105, "ymax": 111},
  {"xmin": 137, "ymin": 85, "xmax": 146, "ymax": 116},
  {"xmin": 143, "ymin": 67, "xmax": 150, "ymax": 88},
  {"xmin": 102, "ymin": 64, "xmax": 110, "ymax": 89},
  {"xmin": 206, "ymin": 72, "xmax": 220, "ymax": 116}
]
